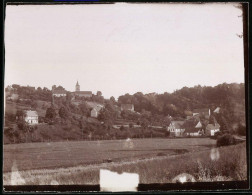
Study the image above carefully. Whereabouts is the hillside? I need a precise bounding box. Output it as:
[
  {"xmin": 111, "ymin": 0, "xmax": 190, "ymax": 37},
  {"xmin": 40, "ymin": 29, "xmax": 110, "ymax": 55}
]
[{"xmin": 3, "ymin": 82, "xmax": 246, "ymax": 144}]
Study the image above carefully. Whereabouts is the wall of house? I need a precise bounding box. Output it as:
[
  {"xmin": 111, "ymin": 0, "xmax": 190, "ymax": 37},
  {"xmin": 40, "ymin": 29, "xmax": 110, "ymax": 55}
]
[
  {"xmin": 25, "ymin": 116, "xmax": 38, "ymax": 124},
  {"xmin": 91, "ymin": 110, "xmax": 98, "ymax": 118},
  {"xmin": 53, "ymin": 94, "xmax": 66, "ymax": 97}
]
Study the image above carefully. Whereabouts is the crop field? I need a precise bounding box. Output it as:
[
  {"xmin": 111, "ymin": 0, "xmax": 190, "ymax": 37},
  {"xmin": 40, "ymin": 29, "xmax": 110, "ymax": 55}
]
[
  {"xmin": 3, "ymin": 138, "xmax": 247, "ymax": 185},
  {"xmin": 4, "ymin": 138, "xmax": 215, "ymax": 172}
]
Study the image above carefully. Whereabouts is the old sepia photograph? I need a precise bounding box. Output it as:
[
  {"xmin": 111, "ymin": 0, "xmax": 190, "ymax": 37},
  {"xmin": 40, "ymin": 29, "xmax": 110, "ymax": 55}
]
[{"xmin": 3, "ymin": 2, "xmax": 248, "ymax": 192}]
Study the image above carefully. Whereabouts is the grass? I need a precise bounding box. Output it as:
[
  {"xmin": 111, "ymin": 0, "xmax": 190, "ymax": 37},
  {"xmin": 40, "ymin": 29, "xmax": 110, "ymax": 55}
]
[
  {"xmin": 3, "ymin": 138, "xmax": 216, "ymax": 172},
  {"xmin": 3, "ymin": 138, "xmax": 247, "ymax": 185},
  {"xmin": 3, "ymin": 142, "xmax": 246, "ymax": 185}
]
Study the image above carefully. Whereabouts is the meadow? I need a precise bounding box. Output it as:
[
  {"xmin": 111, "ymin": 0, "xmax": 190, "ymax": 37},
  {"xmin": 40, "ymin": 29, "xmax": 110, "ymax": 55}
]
[{"xmin": 3, "ymin": 138, "xmax": 247, "ymax": 185}]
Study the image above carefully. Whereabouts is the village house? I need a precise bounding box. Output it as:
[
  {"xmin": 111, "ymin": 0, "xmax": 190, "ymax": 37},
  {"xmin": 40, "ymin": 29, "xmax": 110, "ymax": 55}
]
[
  {"xmin": 52, "ymin": 85, "xmax": 67, "ymax": 97},
  {"xmin": 206, "ymin": 123, "xmax": 220, "ymax": 136},
  {"xmin": 91, "ymin": 105, "xmax": 104, "ymax": 118},
  {"xmin": 167, "ymin": 121, "xmax": 185, "ymax": 137},
  {"xmin": 72, "ymin": 81, "xmax": 92, "ymax": 98},
  {"xmin": 183, "ymin": 119, "xmax": 204, "ymax": 136},
  {"xmin": 213, "ymin": 107, "xmax": 220, "ymax": 114},
  {"xmin": 7, "ymin": 93, "xmax": 19, "ymax": 101},
  {"xmin": 192, "ymin": 108, "xmax": 211, "ymax": 119},
  {"xmin": 24, "ymin": 110, "xmax": 38, "ymax": 125},
  {"xmin": 121, "ymin": 104, "xmax": 134, "ymax": 112}
]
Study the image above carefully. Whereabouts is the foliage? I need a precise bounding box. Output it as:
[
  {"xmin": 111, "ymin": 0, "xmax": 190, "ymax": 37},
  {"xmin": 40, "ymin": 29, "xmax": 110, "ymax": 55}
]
[
  {"xmin": 45, "ymin": 107, "xmax": 57, "ymax": 120},
  {"xmin": 217, "ymin": 134, "xmax": 236, "ymax": 147},
  {"xmin": 236, "ymin": 124, "xmax": 246, "ymax": 136},
  {"xmin": 59, "ymin": 106, "xmax": 69, "ymax": 119}
]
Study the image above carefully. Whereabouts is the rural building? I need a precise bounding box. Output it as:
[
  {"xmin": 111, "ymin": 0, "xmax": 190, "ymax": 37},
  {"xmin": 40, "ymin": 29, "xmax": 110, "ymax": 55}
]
[
  {"xmin": 72, "ymin": 81, "xmax": 92, "ymax": 98},
  {"xmin": 24, "ymin": 110, "xmax": 38, "ymax": 125},
  {"xmin": 121, "ymin": 104, "xmax": 134, "ymax": 112},
  {"xmin": 213, "ymin": 107, "xmax": 220, "ymax": 114},
  {"xmin": 91, "ymin": 105, "xmax": 103, "ymax": 118},
  {"xmin": 52, "ymin": 85, "xmax": 67, "ymax": 97},
  {"xmin": 7, "ymin": 93, "xmax": 19, "ymax": 101},
  {"xmin": 167, "ymin": 121, "xmax": 185, "ymax": 137},
  {"xmin": 205, "ymin": 123, "xmax": 220, "ymax": 136},
  {"xmin": 192, "ymin": 108, "xmax": 210, "ymax": 119},
  {"xmin": 183, "ymin": 120, "xmax": 204, "ymax": 136}
]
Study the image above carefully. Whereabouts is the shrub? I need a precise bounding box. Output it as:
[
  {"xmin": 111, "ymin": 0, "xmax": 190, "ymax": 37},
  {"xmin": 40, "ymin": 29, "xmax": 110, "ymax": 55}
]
[{"xmin": 217, "ymin": 134, "xmax": 236, "ymax": 147}]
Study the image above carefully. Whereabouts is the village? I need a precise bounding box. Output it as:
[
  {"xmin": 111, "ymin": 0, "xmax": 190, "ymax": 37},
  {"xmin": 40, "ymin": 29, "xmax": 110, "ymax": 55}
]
[{"xmin": 4, "ymin": 81, "xmax": 230, "ymax": 142}]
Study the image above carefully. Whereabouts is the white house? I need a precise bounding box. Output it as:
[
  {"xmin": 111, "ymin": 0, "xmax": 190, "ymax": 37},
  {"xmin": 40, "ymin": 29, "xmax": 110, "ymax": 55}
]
[
  {"xmin": 7, "ymin": 93, "xmax": 19, "ymax": 101},
  {"xmin": 206, "ymin": 123, "xmax": 220, "ymax": 136},
  {"xmin": 167, "ymin": 121, "xmax": 185, "ymax": 137},
  {"xmin": 25, "ymin": 110, "xmax": 38, "ymax": 125},
  {"xmin": 91, "ymin": 105, "xmax": 103, "ymax": 118},
  {"xmin": 52, "ymin": 85, "xmax": 67, "ymax": 97}
]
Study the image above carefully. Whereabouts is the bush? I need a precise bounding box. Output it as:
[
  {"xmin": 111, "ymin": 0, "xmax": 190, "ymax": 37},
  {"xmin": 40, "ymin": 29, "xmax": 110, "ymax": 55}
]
[
  {"xmin": 217, "ymin": 134, "xmax": 236, "ymax": 147},
  {"xmin": 236, "ymin": 124, "xmax": 246, "ymax": 136}
]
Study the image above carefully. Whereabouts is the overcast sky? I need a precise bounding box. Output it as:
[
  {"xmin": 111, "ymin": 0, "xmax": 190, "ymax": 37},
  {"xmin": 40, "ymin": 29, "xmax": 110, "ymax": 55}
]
[{"xmin": 5, "ymin": 3, "xmax": 244, "ymax": 99}]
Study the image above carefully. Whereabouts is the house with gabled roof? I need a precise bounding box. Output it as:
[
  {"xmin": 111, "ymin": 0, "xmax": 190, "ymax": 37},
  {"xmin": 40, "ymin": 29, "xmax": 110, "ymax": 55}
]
[
  {"xmin": 24, "ymin": 110, "xmax": 38, "ymax": 125},
  {"xmin": 206, "ymin": 123, "xmax": 220, "ymax": 136},
  {"xmin": 183, "ymin": 119, "xmax": 204, "ymax": 136},
  {"xmin": 167, "ymin": 121, "xmax": 185, "ymax": 137},
  {"xmin": 213, "ymin": 107, "xmax": 220, "ymax": 114},
  {"xmin": 192, "ymin": 108, "xmax": 210, "ymax": 119},
  {"xmin": 91, "ymin": 105, "xmax": 104, "ymax": 118},
  {"xmin": 52, "ymin": 85, "xmax": 67, "ymax": 97}
]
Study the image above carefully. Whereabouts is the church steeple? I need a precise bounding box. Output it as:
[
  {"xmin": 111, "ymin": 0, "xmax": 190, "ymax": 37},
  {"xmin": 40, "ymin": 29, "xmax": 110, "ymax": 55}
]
[{"xmin": 76, "ymin": 80, "xmax": 80, "ymax": 92}]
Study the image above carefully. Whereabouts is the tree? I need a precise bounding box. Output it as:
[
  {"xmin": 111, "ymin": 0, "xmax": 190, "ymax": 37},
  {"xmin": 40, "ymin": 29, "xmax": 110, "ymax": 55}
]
[
  {"xmin": 16, "ymin": 110, "xmax": 26, "ymax": 120},
  {"xmin": 17, "ymin": 120, "xmax": 28, "ymax": 131},
  {"xmin": 236, "ymin": 123, "xmax": 246, "ymax": 136},
  {"xmin": 110, "ymin": 96, "xmax": 116, "ymax": 104},
  {"xmin": 140, "ymin": 118, "xmax": 149, "ymax": 129},
  {"xmin": 120, "ymin": 126, "xmax": 125, "ymax": 131},
  {"xmin": 97, "ymin": 91, "xmax": 102, "ymax": 96},
  {"xmin": 78, "ymin": 103, "xmax": 89, "ymax": 116},
  {"xmin": 59, "ymin": 106, "xmax": 69, "ymax": 119},
  {"xmin": 31, "ymin": 101, "xmax": 38, "ymax": 109},
  {"xmin": 45, "ymin": 107, "xmax": 56, "ymax": 120}
]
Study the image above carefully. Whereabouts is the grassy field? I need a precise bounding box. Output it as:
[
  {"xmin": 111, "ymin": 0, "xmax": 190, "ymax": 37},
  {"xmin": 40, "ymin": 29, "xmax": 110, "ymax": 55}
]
[{"xmin": 3, "ymin": 138, "xmax": 247, "ymax": 185}]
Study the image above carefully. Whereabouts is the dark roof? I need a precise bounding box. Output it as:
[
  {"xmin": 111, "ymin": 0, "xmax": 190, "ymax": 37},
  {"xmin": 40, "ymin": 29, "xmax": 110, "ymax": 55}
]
[
  {"xmin": 170, "ymin": 121, "xmax": 185, "ymax": 129},
  {"xmin": 183, "ymin": 120, "xmax": 201, "ymax": 133},
  {"xmin": 92, "ymin": 105, "xmax": 103, "ymax": 112},
  {"xmin": 193, "ymin": 108, "xmax": 209, "ymax": 114},
  {"xmin": 26, "ymin": 110, "xmax": 38, "ymax": 117},
  {"xmin": 75, "ymin": 91, "xmax": 92, "ymax": 94}
]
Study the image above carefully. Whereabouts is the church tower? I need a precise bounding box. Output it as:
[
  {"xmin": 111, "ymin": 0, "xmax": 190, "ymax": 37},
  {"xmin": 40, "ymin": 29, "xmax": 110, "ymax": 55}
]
[{"xmin": 75, "ymin": 81, "xmax": 80, "ymax": 92}]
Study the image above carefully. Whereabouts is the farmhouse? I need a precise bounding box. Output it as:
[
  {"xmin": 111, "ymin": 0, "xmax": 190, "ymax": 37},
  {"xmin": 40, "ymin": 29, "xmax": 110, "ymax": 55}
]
[
  {"xmin": 121, "ymin": 104, "xmax": 134, "ymax": 112},
  {"xmin": 167, "ymin": 121, "xmax": 185, "ymax": 137},
  {"xmin": 183, "ymin": 120, "xmax": 204, "ymax": 136},
  {"xmin": 91, "ymin": 105, "xmax": 104, "ymax": 118},
  {"xmin": 213, "ymin": 107, "xmax": 220, "ymax": 114},
  {"xmin": 205, "ymin": 123, "xmax": 220, "ymax": 136},
  {"xmin": 72, "ymin": 81, "xmax": 92, "ymax": 98},
  {"xmin": 7, "ymin": 93, "xmax": 19, "ymax": 101},
  {"xmin": 192, "ymin": 108, "xmax": 210, "ymax": 119},
  {"xmin": 52, "ymin": 85, "xmax": 67, "ymax": 97},
  {"xmin": 24, "ymin": 110, "xmax": 38, "ymax": 125}
]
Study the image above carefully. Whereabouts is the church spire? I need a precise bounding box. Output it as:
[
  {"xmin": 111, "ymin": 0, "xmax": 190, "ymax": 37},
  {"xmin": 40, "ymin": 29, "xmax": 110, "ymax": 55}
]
[{"xmin": 75, "ymin": 80, "xmax": 80, "ymax": 92}]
